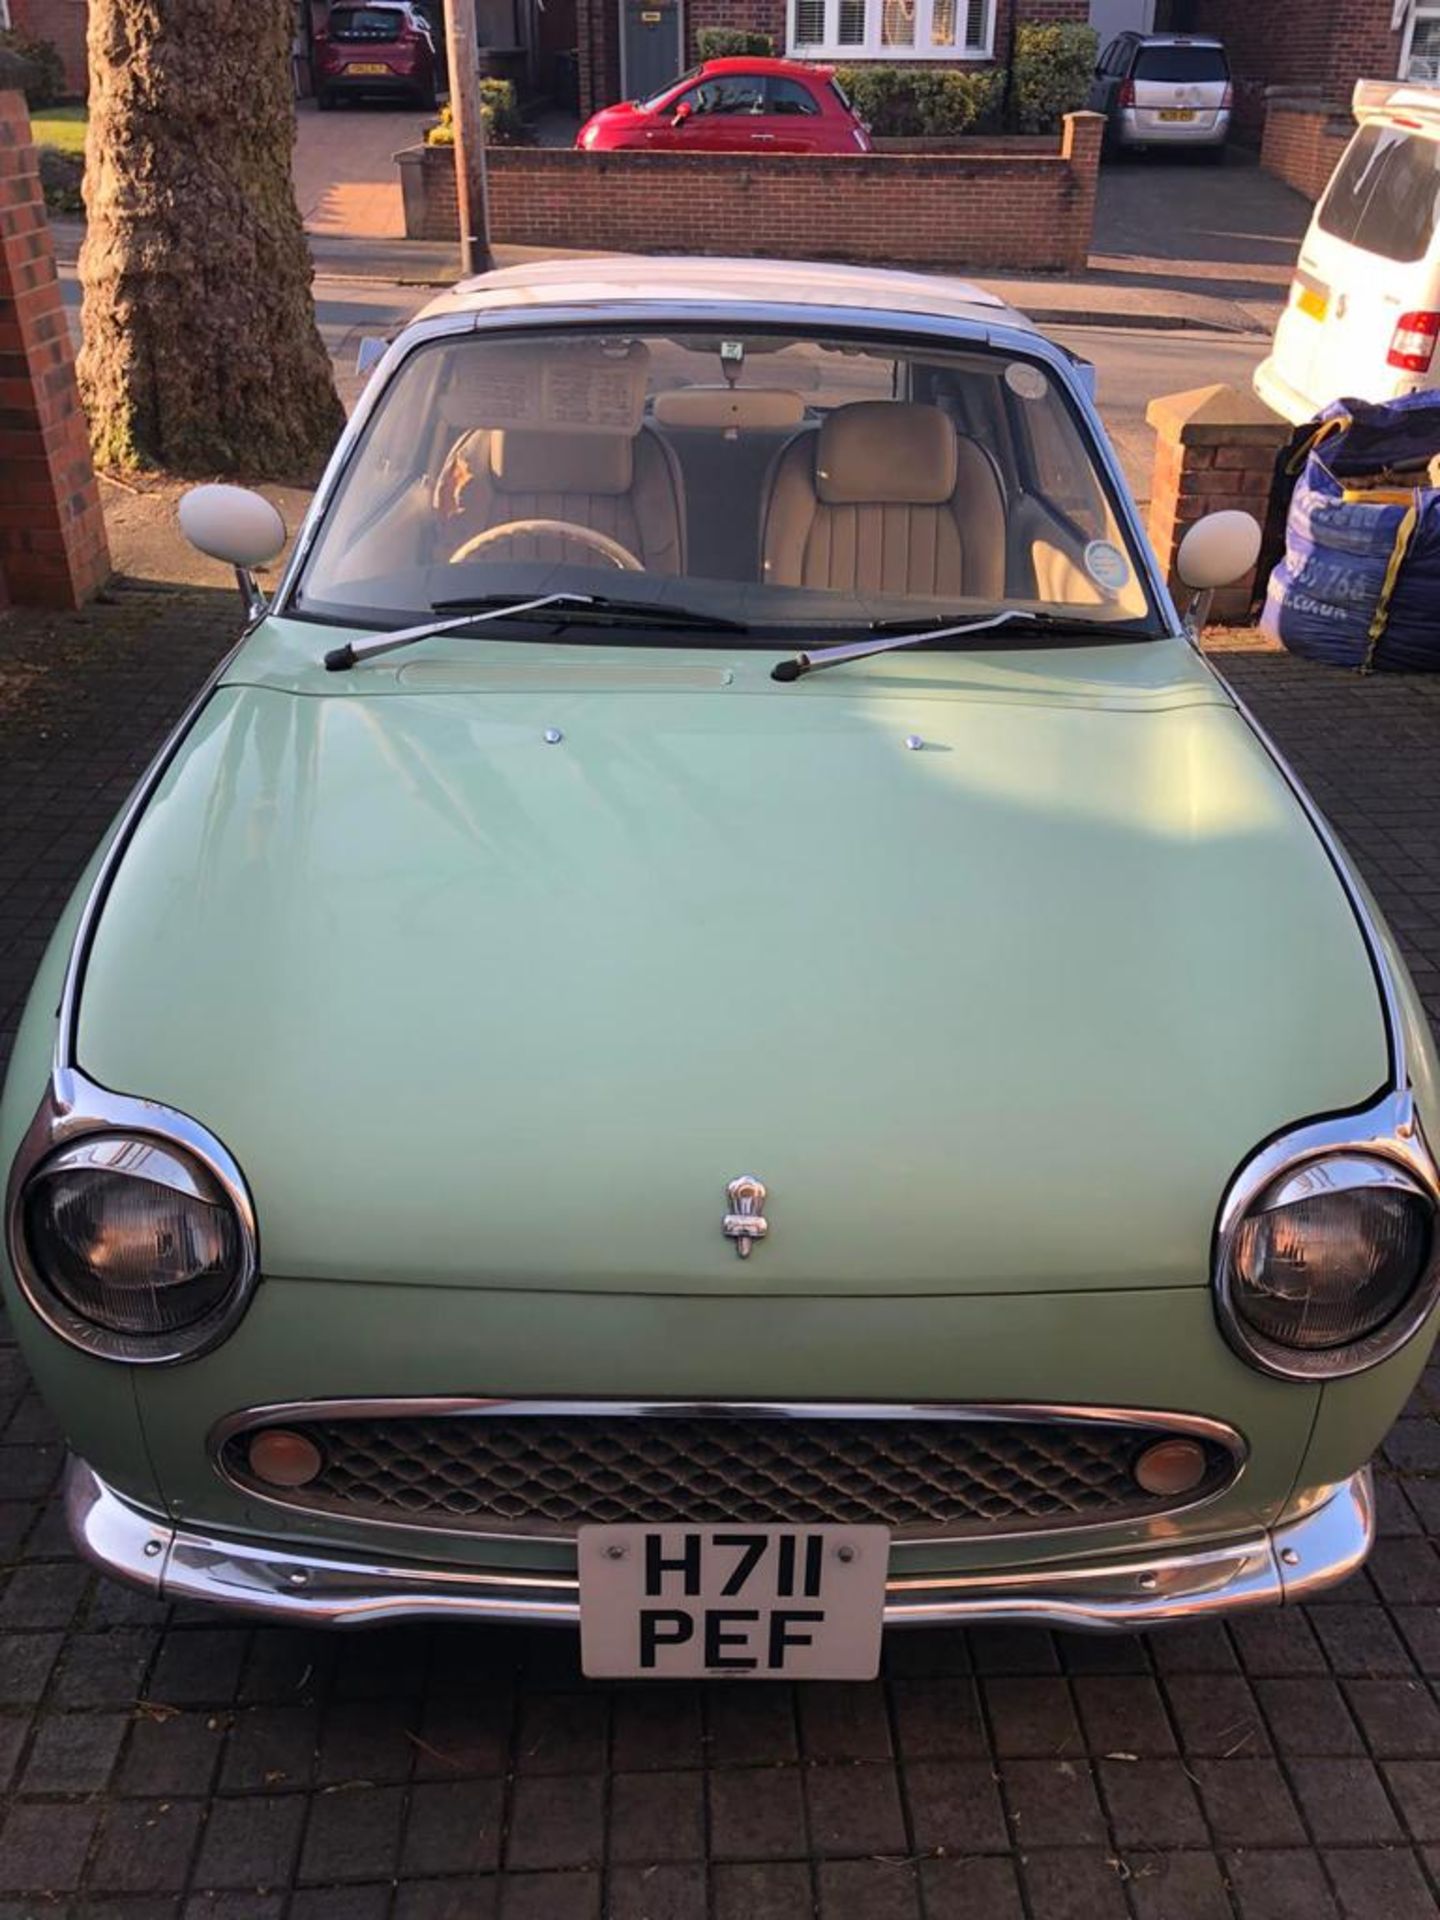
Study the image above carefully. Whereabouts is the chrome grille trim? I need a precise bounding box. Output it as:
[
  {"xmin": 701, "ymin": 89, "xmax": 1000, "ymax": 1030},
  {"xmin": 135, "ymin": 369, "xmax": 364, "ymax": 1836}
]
[{"xmin": 212, "ymin": 1399, "xmax": 1246, "ymax": 1548}]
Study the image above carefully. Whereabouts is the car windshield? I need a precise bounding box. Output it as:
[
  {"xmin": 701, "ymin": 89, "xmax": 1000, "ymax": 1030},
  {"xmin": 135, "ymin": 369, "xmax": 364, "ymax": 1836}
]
[
  {"xmin": 1133, "ymin": 45, "xmax": 1228, "ymax": 81},
  {"xmin": 329, "ymin": 6, "xmax": 405, "ymax": 39},
  {"xmin": 639, "ymin": 68, "xmax": 698, "ymax": 108},
  {"xmin": 290, "ymin": 324, "xmax": 1159, "ymax": 639}
]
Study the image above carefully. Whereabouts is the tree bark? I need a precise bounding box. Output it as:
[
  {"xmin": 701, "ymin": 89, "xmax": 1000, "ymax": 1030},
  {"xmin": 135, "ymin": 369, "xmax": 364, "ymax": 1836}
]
[{"xmin": 78, "ymin": 0, "xmax": 345, "ymax": 481}]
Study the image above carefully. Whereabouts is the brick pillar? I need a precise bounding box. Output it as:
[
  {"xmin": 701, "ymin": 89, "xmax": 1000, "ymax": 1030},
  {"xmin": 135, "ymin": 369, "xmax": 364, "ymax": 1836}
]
[
  {"xmin": 0, "ymin": 90, "xmax": 110, "ymax": 609},
  {"xmin": 1060, "ymin": 111, "xmax": 1104, "ymax": 275},
  {"xmin": 1146, "ymin": 384, "xmax": 1289, "ymax": 623}
]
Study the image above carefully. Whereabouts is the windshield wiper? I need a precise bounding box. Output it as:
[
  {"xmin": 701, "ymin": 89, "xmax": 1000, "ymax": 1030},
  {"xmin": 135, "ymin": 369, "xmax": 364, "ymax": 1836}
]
[
  {"xmin": 772, "ymin": 610, "xmax": 1036, "ymax": 681},
  {"xmin": 770, "ymin": 609, "xmax": 1137, "ymax": 682},
  {"xmin": 324, "ymin": 591, "xmax": 748, "ymax": 671},
  {"xmin": 433, "ymin": 592, "xmax": 749, "ymax": 633}
]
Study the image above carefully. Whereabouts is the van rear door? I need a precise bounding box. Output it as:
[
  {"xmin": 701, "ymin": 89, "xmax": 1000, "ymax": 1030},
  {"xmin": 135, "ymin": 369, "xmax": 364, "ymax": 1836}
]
[
  {"xmin": 1129, "ymin": 42, "xmax": 1229, "ymax": 136},
  {"xmin": 1292, "ymin": 122, "xmax": 1440, "ymax": 410}
]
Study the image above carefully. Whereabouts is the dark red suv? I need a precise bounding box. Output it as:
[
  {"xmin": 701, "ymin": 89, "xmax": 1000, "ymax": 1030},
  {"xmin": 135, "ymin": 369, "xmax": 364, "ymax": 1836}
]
[{"xmin": 315, "ymin": 3, "xmax": 441, "ymax": 110}]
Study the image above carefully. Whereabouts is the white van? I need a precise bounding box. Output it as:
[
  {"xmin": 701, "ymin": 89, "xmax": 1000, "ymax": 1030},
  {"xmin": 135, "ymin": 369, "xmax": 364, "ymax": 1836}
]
[{"xmin": 1256, "ymin": 81, "xmax": 1440, "ymax": 424}]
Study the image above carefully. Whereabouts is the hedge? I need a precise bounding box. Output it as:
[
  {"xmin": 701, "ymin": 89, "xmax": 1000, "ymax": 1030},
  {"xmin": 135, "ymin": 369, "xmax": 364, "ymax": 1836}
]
[
  {"xmin": 694, "ymin": 28, "xmax": 776, "ymax": 58},
  {"xmin": 835, "ymin": 65, "xmax": 1003, "ymax": 138},
  {"xmin": 424, "ymin": 85, "xmax": 524, "ymax": 147},
  {"xmin": 1009, "ymin": 22, "xmax": 1099, "ymax": 135},
  {"xmin": 0, "ymin": 30, "xmax": 65, "ymax": 107}
]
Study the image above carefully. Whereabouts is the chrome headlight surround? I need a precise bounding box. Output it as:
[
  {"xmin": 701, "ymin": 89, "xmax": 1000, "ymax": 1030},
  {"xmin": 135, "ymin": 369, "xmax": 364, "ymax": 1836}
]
[
  {"xmin": 1215, "ymin": 1090, "xmax": 1440, "ymax": 1381},
  {"xmin": 5, "ymin": 1067, "xmax": 258, "ymax": 1366}
]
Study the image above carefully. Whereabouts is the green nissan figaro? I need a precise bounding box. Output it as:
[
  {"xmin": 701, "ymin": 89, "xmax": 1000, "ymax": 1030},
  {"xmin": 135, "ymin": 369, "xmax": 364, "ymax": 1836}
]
[{"xmin": 4, "ymin": 258, "xmax": 1438, "ymax": 1680}]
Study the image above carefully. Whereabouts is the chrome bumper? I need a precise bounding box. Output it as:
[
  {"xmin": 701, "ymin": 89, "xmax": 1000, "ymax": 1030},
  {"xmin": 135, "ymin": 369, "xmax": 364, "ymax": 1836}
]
[{"xmin": 65, "ymin": 1456, "xmax": 1375, "ymax": 1632}]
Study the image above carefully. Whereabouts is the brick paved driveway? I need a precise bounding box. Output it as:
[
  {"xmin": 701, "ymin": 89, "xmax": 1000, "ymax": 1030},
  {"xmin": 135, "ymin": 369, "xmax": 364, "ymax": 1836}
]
[{"xmin": 3, "ymin": 596, "xmax": 1440, "ymax": 1919}]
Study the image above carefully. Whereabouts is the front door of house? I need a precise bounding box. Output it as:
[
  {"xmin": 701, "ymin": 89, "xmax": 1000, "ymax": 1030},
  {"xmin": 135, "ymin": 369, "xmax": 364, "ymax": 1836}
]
[
  {"xmin": 621, "ymin": 0, "xmax": 682, "ymax": 102},
  {"xmin": 1088, "ymin": 0, "xmax": 1154, "ymax": 51}
]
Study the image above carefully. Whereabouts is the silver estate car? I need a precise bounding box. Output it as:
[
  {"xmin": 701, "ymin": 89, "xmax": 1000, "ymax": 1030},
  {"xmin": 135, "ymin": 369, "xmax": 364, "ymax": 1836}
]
[{"xmin": 1088, "ymin": 33, "xmax": 1232, "ymax": 156}]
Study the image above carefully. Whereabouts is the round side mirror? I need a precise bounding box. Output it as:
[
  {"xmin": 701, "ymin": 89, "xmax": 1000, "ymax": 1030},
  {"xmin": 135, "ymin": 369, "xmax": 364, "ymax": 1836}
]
[
  {"xmin": 178, "ymin": 485, "xmax": 287, "ymax": 569},
  {"xmin": 672, "ymin": 102, "xmax": 692, "ymax": 125},
  {"xmin": 1176, "ymin": 510, "xmax": 1262, "ymax": 592}
]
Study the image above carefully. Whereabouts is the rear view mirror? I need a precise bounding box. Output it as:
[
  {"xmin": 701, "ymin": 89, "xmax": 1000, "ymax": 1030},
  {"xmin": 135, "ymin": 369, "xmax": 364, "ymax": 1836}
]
[
  {"xmin": 1176, "ymin": 511, "xmax": 1262, "ymax": 591},
  {"xmin": 178, "ymin": 484, "xmax": 287, "ymax": 621},
  {"xmin": 672, "ymin": 102, "xmax": 692, "ymax": 125}
]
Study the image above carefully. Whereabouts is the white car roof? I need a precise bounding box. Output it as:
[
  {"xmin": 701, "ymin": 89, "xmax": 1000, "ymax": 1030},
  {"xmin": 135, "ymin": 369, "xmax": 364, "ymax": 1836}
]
[{"xmin": 416, "ymin": 255, "xmax": 1035, "ymax": 333}]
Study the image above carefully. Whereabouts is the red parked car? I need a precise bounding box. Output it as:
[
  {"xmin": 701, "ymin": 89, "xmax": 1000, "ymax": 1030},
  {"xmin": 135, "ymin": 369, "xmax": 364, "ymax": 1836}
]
[
  {"xmin": 576, "ymin": 57, "xmax": 873, "ymax": 154},
  {"xmin": 315, "ymin": 3, "xmax": 440, "ymax": 110}
]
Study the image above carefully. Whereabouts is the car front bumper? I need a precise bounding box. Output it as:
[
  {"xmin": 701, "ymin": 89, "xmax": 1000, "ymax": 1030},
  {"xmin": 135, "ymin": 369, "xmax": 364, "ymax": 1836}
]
[{"xmin": 66, "ymin": 1453, "xmax": 1375, "ymax": 1633}]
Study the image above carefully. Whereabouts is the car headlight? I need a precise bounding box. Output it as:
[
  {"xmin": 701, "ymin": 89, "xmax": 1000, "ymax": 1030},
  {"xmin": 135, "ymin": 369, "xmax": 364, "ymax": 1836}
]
[
  {"xmin": 16, "ymin": 1134, "xmax": 255, "ymax": 1363},
  {"xmin": 1218, "ymin": 1152, "xmax": 1437, "ymax": 1378}
]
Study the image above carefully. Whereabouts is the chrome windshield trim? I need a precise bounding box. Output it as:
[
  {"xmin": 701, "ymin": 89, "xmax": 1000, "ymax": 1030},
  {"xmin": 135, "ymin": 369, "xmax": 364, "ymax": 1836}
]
[
  {"xmin": 5, "ymin": 1067, "xmax": 260, "ymax": 1366},
  {"xmin": 1213, "ymin": 1088, "xmax": 1440, "ymax": 1382},
  {"xmin": 67, "ymin": 1455, "xmax": 1373, "ymax": 1633},
  {"xmin": 209, "ymin": 1397, "xmax": 1247, "ymax": 1550}
]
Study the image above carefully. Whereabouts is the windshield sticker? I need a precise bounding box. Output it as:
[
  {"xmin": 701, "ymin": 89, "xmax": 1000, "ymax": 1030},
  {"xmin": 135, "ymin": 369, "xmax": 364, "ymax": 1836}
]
[
  {"xmin": 1084, "ymin": 540, "xmax": 1131, "ymax": 593},
  {"xmin": 1004, "ymin": 362, "xmax": 1049, "ymax": 401}
]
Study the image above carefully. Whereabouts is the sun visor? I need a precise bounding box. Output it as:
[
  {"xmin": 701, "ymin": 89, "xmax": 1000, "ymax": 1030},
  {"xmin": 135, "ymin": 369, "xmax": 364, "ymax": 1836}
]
[
  {"xmin": 441, "ymin": 341, "xmax": 650, "ymax": 435},
  {"xmin": 653, "ymin": 388, "xmax": 807, "ymax": 431}
]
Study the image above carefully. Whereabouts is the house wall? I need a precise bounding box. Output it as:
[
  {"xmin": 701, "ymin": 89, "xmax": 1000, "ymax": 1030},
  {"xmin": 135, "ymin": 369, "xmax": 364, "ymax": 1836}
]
[
  {"xmin": 1182, "ymin": 0, "xmax": 1403, "ymax": 136},
  {"xmin": 0, "ymin": 90, "xmax": 109, "ymax": 607},
  {"xmin": 400, "ymin": 108, "xmax": 1103, "ymax": 269},
  {"xmin": 8, "ymin": 0, "xmax": 88, "ymax": 96},
  {"xmin": 581, "ymin": 0, "xmax": 1087, "ymax": 123}
]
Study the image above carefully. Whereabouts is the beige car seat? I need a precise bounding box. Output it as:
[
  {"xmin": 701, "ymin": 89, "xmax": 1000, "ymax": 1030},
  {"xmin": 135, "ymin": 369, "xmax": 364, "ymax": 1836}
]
[
  {"xmin": 760, "ymin": 401, "xmax": 1005, "ymax": 600},
  {"xmin": 435, "ymin": 425, "xmax": 686, "ymax": 574}
]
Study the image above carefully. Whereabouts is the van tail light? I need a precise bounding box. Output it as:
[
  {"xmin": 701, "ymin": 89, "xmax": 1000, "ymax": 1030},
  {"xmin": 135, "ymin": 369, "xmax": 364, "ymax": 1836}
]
[
  {"xmin": 1220, "ymin": 82, "xmax": 1233, "ymax": 109},
  {"xmin": 1388, "ymin": 310, "xmax": 1440, "ymax": 373},
  {"xmin": 1118, "ymin": 79, "xmax": 1135, "ymax": 107}
]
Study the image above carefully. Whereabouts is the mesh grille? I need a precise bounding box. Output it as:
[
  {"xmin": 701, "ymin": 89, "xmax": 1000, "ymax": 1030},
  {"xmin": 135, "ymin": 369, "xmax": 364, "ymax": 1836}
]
[{"xmin": 221, "ymin": 1410, "xmax": 1236, "ymax": 1540}]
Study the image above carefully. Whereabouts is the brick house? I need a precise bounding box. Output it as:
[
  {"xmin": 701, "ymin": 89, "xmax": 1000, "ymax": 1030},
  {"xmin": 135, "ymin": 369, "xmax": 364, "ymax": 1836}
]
[
  {"xmin": 2, "ymin": 0, "xmax": 87, "ymax": 96},
  {"xmin": 578, "ymin": 0, "xmax": 1089, "ymax": 121},
  {"xmin": 2, "ymin": 0, "xmax": 339, "ymax": 100}
]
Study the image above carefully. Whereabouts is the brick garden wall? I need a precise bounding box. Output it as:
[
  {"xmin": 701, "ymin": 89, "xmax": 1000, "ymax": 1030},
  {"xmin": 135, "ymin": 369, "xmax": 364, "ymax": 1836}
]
[
  {"xmin": 0, "ymin": 90, "xmax": 109, "ymax": 608},
  {"xmin": 8, "ymin": 0, "xmax": 88, "ymax": 97},
  {"xmin": 1261, "ymin": 95, "xmax": 1352, "ymax": 201},
  {"xmin": 400, "ymin": 112, "xmax": 1103, "ymax": 272}
]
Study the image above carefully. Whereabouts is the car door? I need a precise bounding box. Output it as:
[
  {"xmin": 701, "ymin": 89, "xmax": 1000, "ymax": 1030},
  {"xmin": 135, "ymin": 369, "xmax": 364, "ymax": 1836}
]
[
  {"xmin": 648, "ymin": 73, "xmax": 766, "ymax": 150},
  {"xmin": 754, "ymin": 74, "xmax": 830, "ymax": 153},
  {"xmin": 1086, "ymin": 39, "xmax": 1122, "ymax": 116}
]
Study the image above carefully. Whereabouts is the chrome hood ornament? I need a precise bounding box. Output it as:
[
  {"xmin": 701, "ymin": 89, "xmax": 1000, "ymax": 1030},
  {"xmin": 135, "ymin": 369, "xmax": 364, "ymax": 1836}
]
[{"xmin": 723, "ymin": 1175, "xmax": 768, "ymax": 1258}]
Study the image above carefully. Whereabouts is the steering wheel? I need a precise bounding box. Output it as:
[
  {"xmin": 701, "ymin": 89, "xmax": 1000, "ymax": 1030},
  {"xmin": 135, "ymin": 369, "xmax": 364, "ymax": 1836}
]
[{"xmin": 449, "ymin": 519, "xmax": 644, "ymax": 571}]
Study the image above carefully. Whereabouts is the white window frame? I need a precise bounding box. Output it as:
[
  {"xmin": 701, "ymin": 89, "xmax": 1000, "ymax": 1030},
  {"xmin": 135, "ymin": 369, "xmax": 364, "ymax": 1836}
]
[
  {"xmin": 1399, "ymin": 0, "xmax": 1440, "ymax": 79},
  {"xmin": 787, "ymin": 0, "xmax": 995, "ymax": 63}
]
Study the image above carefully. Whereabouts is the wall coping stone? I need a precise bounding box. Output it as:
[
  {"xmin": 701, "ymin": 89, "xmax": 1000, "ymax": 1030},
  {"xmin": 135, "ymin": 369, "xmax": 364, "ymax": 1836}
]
[{"xmin": 1147, "ymin": 382, "xmax": 1291, "ymax": 448}]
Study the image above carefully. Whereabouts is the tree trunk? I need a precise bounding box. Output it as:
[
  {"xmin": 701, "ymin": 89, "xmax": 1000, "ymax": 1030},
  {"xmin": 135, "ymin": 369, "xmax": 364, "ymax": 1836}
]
[{"xmin": 78, "ymin": 0, "xmax": 345, "ymax": 481}]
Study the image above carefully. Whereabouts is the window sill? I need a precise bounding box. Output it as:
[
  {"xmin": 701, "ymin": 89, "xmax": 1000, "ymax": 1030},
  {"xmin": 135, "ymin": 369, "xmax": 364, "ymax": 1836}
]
[{"xmin": 787, "ymin": 43, "xmax": 995, "ymax": 59}]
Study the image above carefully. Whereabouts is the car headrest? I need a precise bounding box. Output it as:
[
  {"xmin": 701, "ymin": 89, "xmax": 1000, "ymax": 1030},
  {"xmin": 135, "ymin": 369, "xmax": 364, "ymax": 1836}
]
[
  {"xmin": 489, "ymin": 429, "xmax": 635, "ymax": 496},
  {"xmin": 814, "ymin": 402, "xmax": 958, "ymax": 507}
]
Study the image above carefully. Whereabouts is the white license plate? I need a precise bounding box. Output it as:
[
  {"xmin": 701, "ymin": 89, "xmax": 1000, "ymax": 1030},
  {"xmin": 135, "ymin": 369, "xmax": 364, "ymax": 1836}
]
[{"xmin": 578, "ymin": 1523, "xmax": 890, "ymax": 1679}]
